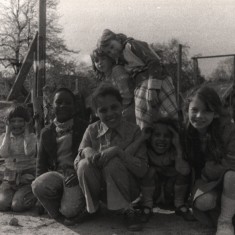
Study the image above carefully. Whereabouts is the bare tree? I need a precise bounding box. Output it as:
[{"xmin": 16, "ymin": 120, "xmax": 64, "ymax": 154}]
[
  {"xmin": 209, "ymin": 58, "xmax": 233, "ymax": 81},
  {"xmin": 0, "ymin": 0, "xmax": 38, "ymax": 74},
  {"xmin": 151, "ymin": 38, "xmax": 205, "ymax": 93},
  {"xmin": 0, "ymin": 0, "xmax": 79, "ymax": 75}
]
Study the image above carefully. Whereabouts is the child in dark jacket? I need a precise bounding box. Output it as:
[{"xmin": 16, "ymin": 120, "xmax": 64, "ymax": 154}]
[{"xmin": 32, "ymin": 88, "xmax": 88, "ymax": 226}]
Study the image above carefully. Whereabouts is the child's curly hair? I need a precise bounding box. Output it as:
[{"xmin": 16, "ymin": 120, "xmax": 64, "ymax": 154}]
[
  {"xmin": 97, "ymin": 29, "xmax": 128, "ymax": 50},
  {"xmin": 147, "ymin": 117, "xmax": 179, "ymax": 150},
  {"xmin": 152, "ymin": 117, "xmax": 179, "ymax": 133},
  {"xmin": 5, "ymin": 103, "xmax": 30, "ymax": 123}
]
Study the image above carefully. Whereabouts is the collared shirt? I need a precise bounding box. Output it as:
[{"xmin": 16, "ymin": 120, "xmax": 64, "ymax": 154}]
[{"xmin": 77, "ymin": 120, "xmax": 148, "ymax": 178}]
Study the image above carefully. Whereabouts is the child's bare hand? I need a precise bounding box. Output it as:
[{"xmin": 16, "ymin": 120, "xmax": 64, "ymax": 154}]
[
  {"xmin": 98, "ymin": 146, "xmax": 122, "ymax": 167},
  {"xmin": 204, "ymin": 161, "xmax": 224, "ymax": 180},
  {"xmin": 24, "ymin": 121, "xmax": 31, "ymax": 135},
  {"xmin": 175, "ymin": 159, "xmax": 190, "ymax": 176},
  {"xmin": 168, "ymin": 126, "xmax": 180, "ymax": 149},
  {"xmin": 82, "ymin": 147, "xmax": 97, "ymax": 160},
  {"xmin": 5, "ymin": 120, "xmax": 12, "ymax": 135},
  {"xmin": 102, "ymin": 146, "xmax": 122, "ymax": 158},
  {"xmin": 140, "ymin": 127, "xmax": 152, "ymax": 141}
]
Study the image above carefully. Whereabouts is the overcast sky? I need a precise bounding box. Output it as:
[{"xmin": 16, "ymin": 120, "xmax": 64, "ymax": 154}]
[{"xmin": 58, "ymin": 0, "xmax": 235, "ymax": 77}]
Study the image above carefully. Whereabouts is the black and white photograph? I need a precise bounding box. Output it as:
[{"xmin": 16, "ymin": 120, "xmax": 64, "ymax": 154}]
[{"xmin": 0, "ymin": 0, "xmax": 235, "ymax": 234}]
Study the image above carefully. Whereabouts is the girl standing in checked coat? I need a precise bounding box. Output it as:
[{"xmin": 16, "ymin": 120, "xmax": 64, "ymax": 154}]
[{"xmin": 98, "ymin": 29, "xmax": 178, "ymax": 129}]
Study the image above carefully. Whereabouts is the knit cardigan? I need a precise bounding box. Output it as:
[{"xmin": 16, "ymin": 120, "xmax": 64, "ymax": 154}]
[{"xmin": 36, "ymin": 115, "xmax": 88, "ymax": 177}]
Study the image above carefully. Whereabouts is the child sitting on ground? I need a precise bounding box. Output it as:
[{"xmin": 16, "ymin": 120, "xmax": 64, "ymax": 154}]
[
  {"xmin": 183, "ymin": 86, "xmax": 235, "ymax": 235},
  {"xmin": 32, "ymin": 88, "xmax": 88, "ymax": 226},
  {"xmin": 0, "ymin": 104, "xmax": 37, "ymax": 212},
  {"xmin": 74, "ymin": 83, "xmax": 148, "ymax": 231},
  {"xmin": 125, "ymin": 117, "xmax": 194, "ymax": 222}
]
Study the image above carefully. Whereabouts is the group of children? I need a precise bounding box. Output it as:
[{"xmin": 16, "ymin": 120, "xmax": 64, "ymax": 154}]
[{"xmin": 0, "ymin": 29, "xmax": 234, "ymax": 235}]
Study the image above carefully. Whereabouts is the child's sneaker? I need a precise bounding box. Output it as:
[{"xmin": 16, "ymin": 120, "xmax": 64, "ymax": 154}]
[
  {"xmin": 63, "ymin": 208, "xmax": 92, "ymax": 226},
  {"xmin": 140, "ymin": 207, "xmax": 152, "ymax": 223},
  {"xmin": 216, "ymin": 220, "xmax": 234, "ymax": 235},
  {"xmin": 124, "ymin": 208, "xmax": 142, "ymax": 231},
  {"xmin": 175, "ymin": 205, "xmax": 196, "ymax": 221}
]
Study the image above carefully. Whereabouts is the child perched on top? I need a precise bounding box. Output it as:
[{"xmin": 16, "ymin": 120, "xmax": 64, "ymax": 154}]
[
  {"xmin": 0, "ymin": 104, "xmax": 37, "ymax": 212},
  {"xmin": 98, "ymin": 29, "xmax": 178, "ymax": 129},
  {"xmin": 74, "ymin": 83, "xmax": 148, "ymax": 231},
  {"xmin": 125, "ymin": 117, "xmax": 194, "ymax": 222}
]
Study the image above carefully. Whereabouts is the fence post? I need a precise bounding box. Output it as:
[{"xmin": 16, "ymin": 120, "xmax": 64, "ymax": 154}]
[
  {"xmin": 192, "ymin": 58, "xmax": 198, "ymax": 85},
  {"xmin": 33, "ymin": 0, "xmax": 46, "ymax": 140}
]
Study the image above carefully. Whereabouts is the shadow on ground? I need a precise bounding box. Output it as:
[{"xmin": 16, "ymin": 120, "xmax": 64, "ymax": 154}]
[{"xmin": 0, "ymin": 208, "xmax": 215, "ymax": 235}]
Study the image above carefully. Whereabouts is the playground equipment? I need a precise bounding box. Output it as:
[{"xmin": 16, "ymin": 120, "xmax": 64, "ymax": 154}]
[{"xmin": 192, "ymin": 53, "xmax": 235, "ymax": 118}]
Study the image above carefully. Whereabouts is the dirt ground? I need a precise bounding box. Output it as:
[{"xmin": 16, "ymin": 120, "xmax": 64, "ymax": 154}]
[{"xmin": 0, "ymin": 207, "xmax": 215, "ymax": 235}]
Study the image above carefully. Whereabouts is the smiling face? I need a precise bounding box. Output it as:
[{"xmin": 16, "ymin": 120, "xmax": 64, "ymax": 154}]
[
  {"xmin": 188, "ymin": 96, "xmax": 215, "ymax": 133},
  {"xmin": 94, "ymin": 56, "xmax": 113, "ymax": 74},
  {"xmin": 53, "ymin": 91, "xmax": 75, "ymax": 123},
  {"xmin": 95, "ymin": 95, "xmax": 122, "ymax": 129},
  {"xmin": 151, "ymin": 123, "xmax": 172, "ymax": 154},
  {"xmin": 102, "ymin": 39, "xmax": 122, "ymax": 59},
  {"xmin": 9, "ymin": 117, "xmax": 25, "ymax": 136}
]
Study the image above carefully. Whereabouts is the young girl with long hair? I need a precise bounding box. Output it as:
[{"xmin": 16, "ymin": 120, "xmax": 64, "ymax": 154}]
[{"xmin": 183, "ymin": 86, "xmax": 235, "ymax": 235}]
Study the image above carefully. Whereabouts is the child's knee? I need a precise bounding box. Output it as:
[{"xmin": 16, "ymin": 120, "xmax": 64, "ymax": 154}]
[
  {"xmin": 0, "ymin": 190, "xmax": 14, "ymax": 211},
  {"xmin": 32, "ymin": 178, "xmax": 43, "ymax": 196},
  {"xmin": 60, "ymin": 185, "xmax": 85, "ymax": 218},
  {"xmin": 12, "ymin": 189, "xmax": 36, "ymax": 212},
  {"xmin": 32, "ymin": 172, "xmax": 63, "ymax": 197},
  {"xmin": 223, "ymin": 171, "xmax": 235, "ymax": 189},
  {"xmin": 141, "ymin": 167, "xmax": 157, "ymax": 186},
  {"xmin": 77, "ymin": 158, "xmax": 92, "ymax": 178},
  {"xmin": 32, "ymin": 177, "xmax": 54, "ymax": 197},
  {"xmin": 194, "ymin": 192, "xmax": 217, "ymax": 211},
  {"xmin": 103, "ymin": 158, "xmax": 125, "ymax": 175},
  {"xmin": 175, "ymin": 174, "xmax": 190, "ymax": 185},
  {"xmin": 12, "ymin": 198, "xmax": 25, "ymax": 212},
  {"xmin": 60, "ymin": 204, "xmax": 81, "ymax": 218}
]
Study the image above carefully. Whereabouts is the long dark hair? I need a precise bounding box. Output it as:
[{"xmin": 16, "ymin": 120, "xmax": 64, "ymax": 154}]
[{"xmin": 184, "ymin": 86, "xmax": 226, "ymax": 163}]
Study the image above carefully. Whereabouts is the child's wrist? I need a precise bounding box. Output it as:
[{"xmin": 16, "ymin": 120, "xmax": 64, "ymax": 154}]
[{"xmin": 175, "ymin": 147, "xmax": 182, "ymax": 156}]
